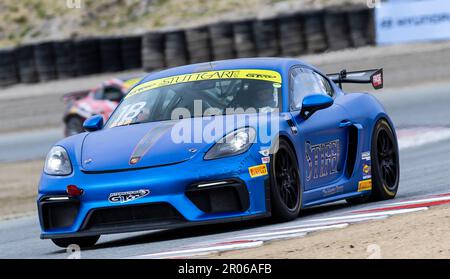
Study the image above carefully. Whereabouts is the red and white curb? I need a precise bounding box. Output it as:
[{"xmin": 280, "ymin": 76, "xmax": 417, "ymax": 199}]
[
  {"xmin": 352, "ymin": 193, "xmax": 450, "ymax": 214},
  {"xmin": 130, "ymin": 240, "xmax": 265, "ymax": 259},
  {"xmin": 128, "ymin": 191, "xmax": 450, "ymax": 259},
  {"xmin": 397, "ymin": 126, "xmax": 450, "ymax": 150}
]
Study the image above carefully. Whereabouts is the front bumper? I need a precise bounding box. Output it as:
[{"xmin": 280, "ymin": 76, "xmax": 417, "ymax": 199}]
[{"xmin": 38, "ymin": 152, "xmax": 271, "ymax": 239}]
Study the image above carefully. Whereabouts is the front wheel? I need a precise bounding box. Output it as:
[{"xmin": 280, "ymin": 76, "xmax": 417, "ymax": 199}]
[
  {"xmin": 370, "ymin": 119, "xmax": 400, "ymax": 201},
  {"xmin": 270, "ymin": 139, "xmax": 302, "ymax": 222},
  {"xmin": 51, "ymin": 235, "xmax": 100, "ymax": 248},
  {"xmin": 65, "ymin": 116, "xmax": 85, "ymax": 137}
]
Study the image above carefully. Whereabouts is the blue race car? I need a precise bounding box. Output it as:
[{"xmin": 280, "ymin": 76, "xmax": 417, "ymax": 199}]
[{"xmin": 38, "ymin": 58, "xmax": 399, "ymax": 248}]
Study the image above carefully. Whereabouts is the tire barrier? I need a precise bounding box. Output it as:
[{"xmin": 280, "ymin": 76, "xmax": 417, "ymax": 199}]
[
  {"xmin": 100, "ymin": 37, "xmax": 123, "ymax": 73},
  {"xmin": 34, "ymin": 42, "xmax": 57, "ymax": 81},
  {"xmin": 74, "ymin": 38, "xmax": 101, "ymax": 76},
  {"xmin": 210, "ymin": 22, "xmax": 235, "ymax": 60},
  {"xmin": 253, "ymin": 18, "xmax": 280, "ymax": 57},
  {"xmin": 278, "ymin": 14, "xmax": 306, "ymax": 57},
  {"xmin": 304, "ymin": 11, "xmax": 328, "ymax": 53},
  {"xmin": 233, "ymin": 20, "xmax": 257, "ymax": 58},
  {"xmin": 142, "ymin": 32, "xmax": 165, "ymax": 72},
  {"xmin": 165, "ymin": 30, "xmax": 189, "ymax": 67},
  {"xmin": 324, "ymin": 9, "xmax": 351, "ymax": 51},
  {"xmin": 53, "ymin": 40, "xmax": 77, "ymax": 79},
  {"xmin": 16, "ymin": 44, "xmax": 39, "ymax": 83},
  {"xmin": 348, "ymin": 6, "xmax": 374, "ymax": 47},
  {"xmin": 121, "ymin": 35, "xmax": 142, "ymax": 70},
  {"xmin": 0, "ymin": 6, "xmax": 375, "ymax": 87},
  {"xmin": 0, "ymin": 48, "xmax": 19, "ymax": 87},
  {"xmin": 186, "ymin": 26, "xmax": 212, "ymax": 64}
]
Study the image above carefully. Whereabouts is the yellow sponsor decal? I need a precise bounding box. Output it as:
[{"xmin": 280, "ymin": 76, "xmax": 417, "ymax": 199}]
[
  {"xmin": 358, "ymin": 179, "xmax": 372, "ymax": 192},
  {"xmin": 69, "ymin": 107, "xmax": 78, "ymax": 114},
  {"xmin": 109, "ymin": 119, "xmax": 132, "ymax": 128},
  {"xmin": 249, "ymin": 164, "xmax": 268, "ymax": 178},
  {"xmin": 123, "ymin": 77, "xmax": 142, "ymax": 89},
  {"xmin": 126, "ymin": 69, "xmax": 282, "ymax": 99},
  {"xmin": 363, "ymin": 164, "xmax": 370, "ymax": 174}
]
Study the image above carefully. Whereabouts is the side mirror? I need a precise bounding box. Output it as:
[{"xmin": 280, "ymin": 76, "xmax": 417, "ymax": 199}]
[
  {"xmin": 83, "ymin": 115, "xmax": 104, "ymax": 132},
  {"xmin": 300, "ymin": 94, "xmax": 334, "ymax": 119}
]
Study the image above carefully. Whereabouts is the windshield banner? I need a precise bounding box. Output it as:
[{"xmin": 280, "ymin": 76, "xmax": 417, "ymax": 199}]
[{"xmin": 126, "ymin": 69, "xmax": 282, "ymax": 99}]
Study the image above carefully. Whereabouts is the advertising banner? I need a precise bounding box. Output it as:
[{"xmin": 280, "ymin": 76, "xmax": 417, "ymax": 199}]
[{"xmin": 376, "ymin": 0, "xmax": 450, "ymax": 44}]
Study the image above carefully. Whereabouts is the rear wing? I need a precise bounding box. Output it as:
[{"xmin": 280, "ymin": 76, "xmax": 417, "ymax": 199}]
[{"xmin": 327, "ymin": 69, "xmax": 383, "ymax": 90}]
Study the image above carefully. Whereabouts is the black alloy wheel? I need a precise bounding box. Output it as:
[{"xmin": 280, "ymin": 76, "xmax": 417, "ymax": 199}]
[
  {"xmin": 65, "ymin": 116, "xmax": 85, "ymax": 137},
  {"xmin": 270, "ymin": 139, "xmax": 302, "ymax": 221},
  {"xmin": 371, "ymin": 119, "xmax": 400, "ymax": 200}
]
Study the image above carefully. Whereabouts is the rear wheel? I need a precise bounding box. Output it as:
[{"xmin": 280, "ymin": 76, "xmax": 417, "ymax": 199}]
[
  {"xmin": 65, "ymin": 116, "xmax": 85, "ymax": 137},
  {"xmin": 346, "ymin": 119, "xmax": 399, "ymax": 205},
  {"xmin": 270, "ymin": 139, "xmax": 302, "ymax": 221},
  {"xmin": 370, "ymin": 119, "xmax": 399, "ymax": 200},
  {"xmin": 51, "ymin": 235, "xmax": 100, "ymax": 248}
]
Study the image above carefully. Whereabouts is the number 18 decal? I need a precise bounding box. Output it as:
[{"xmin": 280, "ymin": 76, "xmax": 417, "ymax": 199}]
[{"xmin": 110, "ymin": 102, "xmax": 146, "ymax": 127}]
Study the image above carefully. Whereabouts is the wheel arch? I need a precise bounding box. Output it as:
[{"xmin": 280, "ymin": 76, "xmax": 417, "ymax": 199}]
[
  {"xmin": 371, "ymin": 113, "xmax": 398, "ymax": 147},
  {"xmin": 271, "ymin": 132, "xmax": 300, "ymax": 165},
  {"xmin": 63, "ymin": 113, "xmax": 85, "ymax": 124}
]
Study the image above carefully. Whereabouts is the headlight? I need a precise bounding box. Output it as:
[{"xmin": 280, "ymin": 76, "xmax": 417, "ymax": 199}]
[
  {"xmin": 204, "ymin": 127, "xmax": 256, "ymax": 160},
  {"xmin": 44, "ymin": 146, "xmax": 73, "ymax": 176}
]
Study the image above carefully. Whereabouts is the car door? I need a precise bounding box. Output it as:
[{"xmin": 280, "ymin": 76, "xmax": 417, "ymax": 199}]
[{"xmin": 289, "ymin": 67, "xmax": 352, "ymax": 191}]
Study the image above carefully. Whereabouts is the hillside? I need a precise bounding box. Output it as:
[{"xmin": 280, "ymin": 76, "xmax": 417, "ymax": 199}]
[{"xmin": 0, "ymin": 0, "xmax": 362, "ymax": 47}]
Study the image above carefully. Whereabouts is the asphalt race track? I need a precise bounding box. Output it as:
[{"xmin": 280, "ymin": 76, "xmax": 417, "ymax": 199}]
[
  {"xmin": 0, "ymin": 80, "xmax": 450, "ymax": 258},
  {"xmin": 0, "ymin": 128, "xmax": 62, "ymax": 162}
]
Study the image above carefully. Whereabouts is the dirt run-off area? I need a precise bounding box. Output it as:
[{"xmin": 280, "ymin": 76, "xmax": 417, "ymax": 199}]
[
  {"xmin": 210, "ymin": 205, "xmax": 450, "ymax": 259},
  {"xmin": 0, "ymin": 160, "xmax": 42, "ymax": 219}
]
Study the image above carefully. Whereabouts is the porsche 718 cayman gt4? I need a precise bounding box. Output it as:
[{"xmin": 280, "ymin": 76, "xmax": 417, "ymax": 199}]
[{"xmin": 38, "ymin": 58, "xmax": 399, "ymax": 248}]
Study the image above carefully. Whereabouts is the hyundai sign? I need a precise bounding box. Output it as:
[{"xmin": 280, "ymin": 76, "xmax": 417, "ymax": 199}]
[{"xmin": 376, "ymin": 0, "xmax": 450, "ymax": 45}]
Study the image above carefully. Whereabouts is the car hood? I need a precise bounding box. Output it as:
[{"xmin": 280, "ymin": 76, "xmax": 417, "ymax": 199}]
[
  {"xmin": 80, "ymin": 121, "xmax": 196, "ymax": 172},
  {"xmin": 80, "ymin": 114, "xmax": 277, "ymax": 172}
]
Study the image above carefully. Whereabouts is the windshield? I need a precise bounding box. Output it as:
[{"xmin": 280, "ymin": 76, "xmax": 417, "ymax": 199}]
[{"xmin": 106, "ymin": 69, "xmax": 282, "ymax": 128}]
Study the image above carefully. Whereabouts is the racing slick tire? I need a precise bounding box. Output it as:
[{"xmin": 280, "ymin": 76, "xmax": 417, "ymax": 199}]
[
  {"xmin": 51, "ymin": 235, "xmax": 100, "ymax": 248},
  {"xmin": 16, "ymin": 44, "xmax": 39, "ymax": 83},
  {"xmin": 0, "ymin": 48, "xmax": 19, "ymax": 87},
  {"xmin": 270, "ymin": 138, "xmax": 302, "ymax": 222},
  {"xmin": 303, "ymin": 11, "xmax": 328, "ymax": 53},
  {"xmin": 99, "ymin": 37, "xmax": 123, "ymax": 73},
  {"xmin": 253, "ymin": 18, "xmax": 280, "ymax": 57},
  {"xmin": 186, "ymin": 26, "xmax": 212, "ymax": 63},
  {"xmin": 210, "ymin": 23, "xmax": 235, "ymax": 60},
  {"xmin": 279, "ymin": 14, "xmax": 306, "ymax": 57},
  {"xmin": 142, "ymin": 32, "xmax": 165, "ymax": 71},
  {"xmin": 53, "ymin": 40, "xmax": 77, "ymax": 79},
  {"xmin": 65, "ymin": 116, "xmax": 85, "ymax": 137},
  {"xmin": 34, "ymin": 42, "xmax": 57, "ymax": 81},
  {"xmin": 74, "ymin": 38, "xmax": 101, "ymax": 76},
  {"xmin": 370, "ymin": 119, "xmax": 400, "ymax": 201},
  {"xmin": 324, "ymin": 9, "xmax": 351, "ymax": 51},
  {"xmin": 233, "ymin": 20, "xmax": 257, "ymax": 58},
  {"xmin": 121, "ymin": 35, "xmax": 142, "ymax": 70},
  {"xmin": 347, "ymin": 6, "xmax": 371, "ymax": 47},
  {"xmin": 346, "ymin": 119, "xmax": 399, "ymax": 204},
  {"xmin": 165, "ymin": 30, "xmax": 188, "ymax": 68}
]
